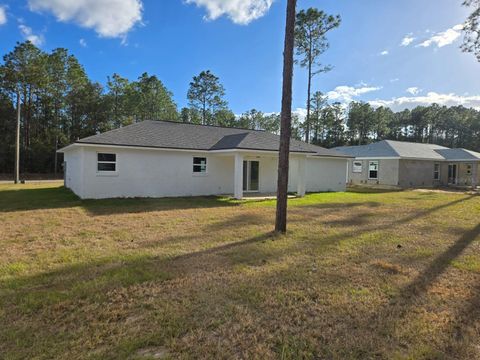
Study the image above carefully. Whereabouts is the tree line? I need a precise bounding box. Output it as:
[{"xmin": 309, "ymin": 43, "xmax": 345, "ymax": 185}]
[
  {"xmin": 2, "ymin": 40, "xmax": 480, "ymax": 175},
  {"xmin": 0, "ymin": 42, "xmax": 283, "ymax": 174},
  {"xmin": 307, "ymin": 98, "xmax": 480, "ymax": 152}
]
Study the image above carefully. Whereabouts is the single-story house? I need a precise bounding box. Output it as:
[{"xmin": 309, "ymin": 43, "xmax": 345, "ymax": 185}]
[
  {"xmin": 334, "ymin": 140, "xmax": 480, "ymax": 189},
  {"xmin": 58, "ymin": 120, "xmax": 351, "ymax": 199}
]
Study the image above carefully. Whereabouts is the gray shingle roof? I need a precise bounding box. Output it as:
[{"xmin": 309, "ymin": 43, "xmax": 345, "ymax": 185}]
[
  {"xmin": 435, "ymin": 148, "xmax": 480, "ymax": 160},
  {"xmin": 72, "ymin": 120, "xmax": 350, "ymax": 158},
  {"xmin": 334, "ymin": 140, "xmax": 480, "ymax": 161}
]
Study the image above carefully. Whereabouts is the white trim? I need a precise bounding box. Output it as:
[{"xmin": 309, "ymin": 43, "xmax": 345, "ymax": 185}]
[
  {"xmin": 58, "ymin": 143, "xmax": 319, "ymax": 156},
  {"xmin": 355, "ymin": 157, "xmax": 401, "ymax": 160},
  {"xmin": 209, "ymin": 148, "xmax": 314, "ymax": 155},
  {"xmin": 307, "ymin": 155, "xmax": 352, "ymax": 160},
  {"xmin": 59, "ymin": 143, "xmax": 212, "ymax": 154},
  {"xmin": 433, "ymin": 163, "xmax": 441, "ymax": 181},
  {"xmin": 353, "ymin": 156, "xmax": 480, "ymax": 162},
  {"xmin": 368, "ymin": 160, "xmax": 379, "ymax": 180},
  {"xmin": 243, "ymin": 160, "xmax": 260, "ymax": 192},
  {"xmin": 96, "ymin": 151, "xmax": 118, "ymax": 176},
  {"xmin": 192, "ymin": 156, "xmax": 208, "ymax": 176}
]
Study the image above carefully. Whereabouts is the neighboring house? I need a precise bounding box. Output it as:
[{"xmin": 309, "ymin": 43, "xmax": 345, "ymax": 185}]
[
  {"xmin": 335, "ymin": 140, "xmax": 480, "ymax": 189},
  {"xmin": 58, "ymin": 120, "xmax": 351, "ymax": 199}
]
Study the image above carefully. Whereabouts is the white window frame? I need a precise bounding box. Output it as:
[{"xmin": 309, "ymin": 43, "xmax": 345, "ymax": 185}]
[
  {"xmin": 97, "ymin": 152, "xmax": 117, "ymax": 175},
  {"xmin": 368, "ymin": 160, "xmax": 379, "ymax": 180},
  {"xmin": 433, "ymin": 163, "xmax": 440, "ymax": 180},
  {"xmin": 352, "ymin": 161, "xmax": 363, "ymax": 173},
  {"xmin": 192, "ymin": 156, "xmax": 208, "ymax": 176}
]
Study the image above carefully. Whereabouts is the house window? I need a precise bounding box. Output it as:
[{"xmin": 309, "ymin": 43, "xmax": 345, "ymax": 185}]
[
  {"xmin": 434, "ymin": 163, "xmax": 440, "ymax": 180},
  {"xmin": 466, "ymin": 164, "xmax": 472, "ymax": 175},
  {"xmin": 368, "ymin": 161, "xmax": 379, "ymax": 179},
  {"xmin": 97, "ymin": 153, "xmax": 116, "ymax": 172},
  {"xmin": 352, "ymin": 161, "xmax": 363, "ymax": 173},
  {"xmin": 193, "ymin": 157, "xmax": 207, "ymax": 173}
]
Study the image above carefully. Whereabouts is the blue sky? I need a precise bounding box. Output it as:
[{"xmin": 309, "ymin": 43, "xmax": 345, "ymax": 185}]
[{"xmin": 0, "ymin": 0, "xmax": 478, "ymax": 114}]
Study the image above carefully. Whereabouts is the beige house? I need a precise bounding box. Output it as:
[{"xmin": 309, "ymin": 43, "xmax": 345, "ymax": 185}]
[{"xmin": 334, "ymin": 140, "xmax": 480, "ymax": 189}]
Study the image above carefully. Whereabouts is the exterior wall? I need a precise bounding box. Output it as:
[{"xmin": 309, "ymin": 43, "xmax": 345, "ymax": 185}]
[
  {"xmin": 345, "ymin": 157, "xmax": 480, "ymax": 189},
  {"xmin": 401, "ymin": 161, "xmax": 479, "ymax": 187},
  {"xmin": 63, "ymin": 147, "xmax": 84, "ymax": 198},
  {"xmin": 244, "ymin": 156, "xmax": 348, "ymax": 193},
  {"xmin": 79, "ymin": 146, "xmax": 235, "ymax": 199},
  {"xmin": 63, "ymin": 146, "xmax": 348, "ymax": 199},
  {"xmin": 440, "ymin": 162, "xmax": 479, "ymax": 186},
  {"xmin": 347, "ymin": 158, "xmax": 399, "ymax": 186},
  {"xmin": 398, "ymin": 159, "xmax": 438, "ymax": 188},
  {"xmin": 305, "ymin": 157, "xmax": 348, "ymax": 192},
  {"xmin": 457, "ymin": 162, "xmax": 478, "ymax": 186}
]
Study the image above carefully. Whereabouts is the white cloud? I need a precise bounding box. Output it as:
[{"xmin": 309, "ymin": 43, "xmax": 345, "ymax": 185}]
[
  {"xmin": 19, "ymin": 24, "xmax": 44, "ymax": 46},
  {"xmin": 417, "ymin": 24, "xmax": 463, "ymax": 48},
  {"xmin": 28, "ymin": 0, "xmax": 143, "ymax": 38},
  {"xmin": 400, "ymin": 34, "xmax": 415, "ymax": 46},
  {"xmin": 326, "ymin": 85, "xmax": 382, "ymax": 103},
  {"xmin": 369, "ymin": 92, "xmax": 480, "ymax": 111},
  {"xmin": 0, "ymin": 6, "xmax": 7, "ymax": 25},
  {"xmin": 79, "ymin": 38, "xmax": 87, "ymax": 47},
  {"xmin": 390, "ymin": 78, "xmax": 400, "ymax": 83},
  {"xmin": 380, "ymin": 50, "xmax": 389, "ymax": 56},
  {"xmin": 185, "ymin": 0, "xmax": 273, "ymax": 25},
  {"xmin": 406, "ymin": 87, "xmax": 421, "ymax": 95}
]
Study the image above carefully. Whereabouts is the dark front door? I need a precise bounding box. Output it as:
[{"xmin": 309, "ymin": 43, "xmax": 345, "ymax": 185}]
[{"xmin": 243, "ymin": 160, "xmax": 259, "ymax": 192}]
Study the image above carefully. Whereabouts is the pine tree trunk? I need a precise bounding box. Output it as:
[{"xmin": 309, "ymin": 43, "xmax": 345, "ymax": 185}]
[
  {"xmin": 305, "ymin": 52, "xmax": 312, "ymax": 143},
  {"xmin": 14, "ymin": 91, "xmax": 21, "ymax": 184},
  {"xmin": 275, "ymin": 0, "xmax": 296, "ymax": 234}
]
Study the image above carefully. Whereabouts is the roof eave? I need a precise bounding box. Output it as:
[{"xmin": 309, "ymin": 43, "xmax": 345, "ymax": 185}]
[{"xmin": 58, "ymin": 142, "xmax": 319, "ymax": 155}]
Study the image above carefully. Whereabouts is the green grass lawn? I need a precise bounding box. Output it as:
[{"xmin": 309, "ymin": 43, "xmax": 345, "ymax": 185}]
[{"xmin": 1, "ymin": 183, "xmax": 480, "ymax": 359}]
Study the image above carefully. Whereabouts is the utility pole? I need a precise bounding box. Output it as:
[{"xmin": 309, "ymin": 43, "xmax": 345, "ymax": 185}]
[{"xmin": 14, "ymin": 91, "xmax": 20, "ymax": 184}]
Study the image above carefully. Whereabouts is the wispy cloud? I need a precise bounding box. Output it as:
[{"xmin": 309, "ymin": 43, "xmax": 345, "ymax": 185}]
[
  {"xmin": 28, "ymin": 0, "xmax": 143, "ymax": 39},
  {"xmin": 416, "ymin": 24, "xmax": 463, "ymax": 48},
  {"xmin": 185, "ymin": 0, "xmax": 273, "ymax": 24},
  {"xmin": 18, "ymin": 23, "xmax": 44, "ymax": 46},
  {"xmin": 406, "ymin": 87, "xmax": 421, "ymax": 95},
  {"xmin": 400, "ymin": 34, "xmax": 415, "ymax": 46},
  {"xmin": 370, "ymin": 92, "xmax": 480, "ymax": 111},
  {"xmin": 79, "ymin": 38, "xmax": 87, "ymax": 47},
  {"xmin": 0, "ymin": 5, "xmax": 7, "ymax": 25},
  {"xmin": 327, "ymin": 85, "xmax": 382, "ymax": 103},
  {"xmin": 380, "ymin": 50, "xmax": 389, "ymax": 56}
]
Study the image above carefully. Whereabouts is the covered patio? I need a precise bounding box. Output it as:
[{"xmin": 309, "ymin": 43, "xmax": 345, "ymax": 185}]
[{"xmin": 223, "ymin": 151, "xmax": 308, "ymax": 200}]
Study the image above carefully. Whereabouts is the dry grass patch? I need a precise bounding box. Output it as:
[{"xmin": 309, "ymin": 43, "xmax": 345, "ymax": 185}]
[{"xmin": 0, "ymin": 183, "xmax": 480, "ymax": 359}]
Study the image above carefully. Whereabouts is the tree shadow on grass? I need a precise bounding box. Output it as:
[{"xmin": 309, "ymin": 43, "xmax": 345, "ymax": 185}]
[
  {"xmin": 383, "ymin": 222, "xmax": 480, "ymax": 357},
  {"xmin": 395, "ymin": 223, "xmax": 480, "ymax": 302},
  {"xmin": 0, "ymin": 230, "xmax": 277, "ymax": 316},
  {"xmin": 82, "ymin": 196, "xmax": 238, "ymax": 216},
  {"xmin": 1, "ymin": 190, "xmax": 479, "ymax": 358},
  {"xmin": 0, "ymin": 187, "xmax": 80, "ymax": 212},
  {"xmin": 0, "ymin": 185, "xmax": 239, "ymax": 214},
  {"xmin": 347, "ymin": 187, "xmax": 404, "ymax": 194}
]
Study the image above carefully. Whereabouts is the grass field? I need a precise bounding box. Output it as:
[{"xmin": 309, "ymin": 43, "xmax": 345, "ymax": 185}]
[{"xmin": 1, "ymin": 183, "xmax": 480, "ymax": 359}]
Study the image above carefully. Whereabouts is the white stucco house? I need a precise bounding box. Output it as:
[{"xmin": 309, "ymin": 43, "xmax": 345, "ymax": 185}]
[{"xmin": 58, "ymin": 120, "xmax": 351, "ymax": 199}]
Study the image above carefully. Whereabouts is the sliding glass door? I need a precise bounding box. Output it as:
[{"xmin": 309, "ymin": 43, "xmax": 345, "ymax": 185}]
[
  {"xmin": 243, "ymin": 161, "xmax": 259, "ymax": 192},
  {"xmin": 448, "ymin": 164, "xmax": 457, "ymax": 185}
]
